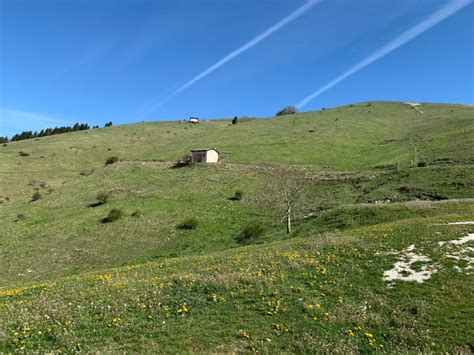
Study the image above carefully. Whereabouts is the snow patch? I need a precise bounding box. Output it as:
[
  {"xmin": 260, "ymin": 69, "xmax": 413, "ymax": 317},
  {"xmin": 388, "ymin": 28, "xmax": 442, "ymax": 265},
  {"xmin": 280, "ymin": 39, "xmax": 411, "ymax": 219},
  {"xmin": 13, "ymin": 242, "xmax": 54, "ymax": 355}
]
[
  {"xmin": 383, "ymin": 244, "xmax": 436, "ymax": 285},
  {"xmin": 404, "ymin": 102, "xmax": 424, "ymax": 114},
  {"xmin": 438, "ymin": 233, "xmax": 474, "ymax": 246},
  {"xmin": 446, "ymin": 221, "xmax": 474, "ymax": 225},
  {"xmin": 438, "ymin": 233, "xmax": 474, "ymax": 273},
  {"xmin": 429, "ymin": 221, "xmax": 474, "ymax": 226}
]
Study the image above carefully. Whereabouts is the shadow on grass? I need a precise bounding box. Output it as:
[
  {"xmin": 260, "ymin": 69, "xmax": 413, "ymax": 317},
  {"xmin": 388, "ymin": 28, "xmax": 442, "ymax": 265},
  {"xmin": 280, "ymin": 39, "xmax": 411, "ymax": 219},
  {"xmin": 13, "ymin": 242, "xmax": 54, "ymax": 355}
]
[
  {"xmin": 101, "ymin": 209, "xmax": 123, "ymax": 223},
  {"xmin": 88, "ymin": 201, "xmax": 105, "ymax": 208}
]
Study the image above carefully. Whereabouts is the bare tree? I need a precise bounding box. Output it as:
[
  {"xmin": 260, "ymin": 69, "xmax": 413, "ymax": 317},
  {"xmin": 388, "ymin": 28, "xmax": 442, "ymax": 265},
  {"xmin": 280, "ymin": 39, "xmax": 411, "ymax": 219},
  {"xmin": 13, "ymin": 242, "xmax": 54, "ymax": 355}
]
[{"xmin": 257, "ymin": 168, "xmax": 312, "ymax": 235}]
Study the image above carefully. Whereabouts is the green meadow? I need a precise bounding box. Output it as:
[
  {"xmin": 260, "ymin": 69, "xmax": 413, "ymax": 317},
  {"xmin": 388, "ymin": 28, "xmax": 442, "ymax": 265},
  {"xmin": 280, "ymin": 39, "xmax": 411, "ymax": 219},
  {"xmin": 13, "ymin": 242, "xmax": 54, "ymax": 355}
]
[{"xmin": 0, "ymin": 101, "xmax": 473, "ymax": 352}]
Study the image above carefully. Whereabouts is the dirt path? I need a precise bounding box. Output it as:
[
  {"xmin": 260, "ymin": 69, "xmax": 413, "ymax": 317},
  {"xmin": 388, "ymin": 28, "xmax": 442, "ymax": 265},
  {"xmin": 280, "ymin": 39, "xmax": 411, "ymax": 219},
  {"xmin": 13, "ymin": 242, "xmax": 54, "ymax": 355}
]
[{"xmin": 114, "ymin": 160, "xmax": 380, "ymax": 182}]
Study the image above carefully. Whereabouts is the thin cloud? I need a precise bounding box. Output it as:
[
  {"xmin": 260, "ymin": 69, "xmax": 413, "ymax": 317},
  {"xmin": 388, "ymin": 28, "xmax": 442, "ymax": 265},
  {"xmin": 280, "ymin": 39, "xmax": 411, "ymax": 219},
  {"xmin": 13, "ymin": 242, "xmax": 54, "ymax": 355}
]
[
  {"xmin": 141, "ymin": 0, "xmax": 321, "ymax": 114},
  {"xmin": 51, "ymin": 40, "xmax": 118, "ymax": 80},
  {"xmin": 0, "ymin": 108, "xmax": 69, "ymax": 124},
  {"xmin": 0, "ymin": 108, "xmax": 72, "ymax": 136},
  {"xmin": 296, "ymin": 0, "xmax": 472, "ymax": 109}
]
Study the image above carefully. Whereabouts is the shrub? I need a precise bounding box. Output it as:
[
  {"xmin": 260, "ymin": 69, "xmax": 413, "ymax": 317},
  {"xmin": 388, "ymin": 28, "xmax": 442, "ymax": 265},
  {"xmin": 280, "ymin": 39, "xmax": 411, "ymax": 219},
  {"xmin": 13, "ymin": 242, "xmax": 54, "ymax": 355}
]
[
  {"xmin": 31, "ymin": 191, "xmax": 42, "ymax": 202},
  {"xmin": 235, "ymin": 222, "xmax": 265, "ymax": 245},
  {"xmin": 88, "ymin": 192, "xmax": 110, "ymax": 207},
  {"xmin": 102, "ymin": 209, "xmax": 123, "ymax": 223},
  {"xmin": 229, "ymin": 190, "xmax": 243, "ymax": 201},
  {"xmin": 177, "ymin": 217, "xmax": 198, "ymax": 230},
  {"xmin": 18, "ymin": 151, "xmax": 30, "ymax": 157},
  {"xmin": 97, "ymin": 192, "xmax": 110, "ymax": 204},
  {"xmin": 276, "ymin": 106, "xmax": 298, "ymax": 116},
  {"xmin": 80, "ymin": 169, "xmax": 94, "ymax": 176},
  {"xmin": 15, "ymin": 214, "xmax": 26, "ymax": 222},
  {"xmin": 131, "ymin": 210, "xmax": 141, "ymax": 218},
  {"xmin": 172, "ymin": 154, "xmax": 192, "ymax": 168},
  {"xmin": 105, "ymin": 156, "xmax": 119, "ymax": 165},
  {"xmin": 232, "ymin": 116, "xmax": 238, "ymax": 125}
]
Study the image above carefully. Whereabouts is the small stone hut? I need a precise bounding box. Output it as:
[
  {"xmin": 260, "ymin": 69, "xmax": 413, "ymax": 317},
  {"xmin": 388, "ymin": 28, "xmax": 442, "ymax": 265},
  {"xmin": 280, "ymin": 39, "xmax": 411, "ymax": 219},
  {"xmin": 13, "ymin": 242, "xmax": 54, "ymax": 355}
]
[{"xmin": 191, "ymin": 148, "xmax": 219, "ymax": 163}]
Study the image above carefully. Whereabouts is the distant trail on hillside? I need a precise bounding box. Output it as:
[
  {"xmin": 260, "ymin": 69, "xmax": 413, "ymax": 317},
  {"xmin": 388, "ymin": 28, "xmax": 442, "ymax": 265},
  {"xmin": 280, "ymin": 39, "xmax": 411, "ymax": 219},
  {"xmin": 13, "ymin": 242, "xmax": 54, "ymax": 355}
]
[
  {"xmin": 296, "ymin": 0, "xmax": 472, "ymax": 109},
  {"xmin": 140, "ymin": 0, "xmax": 321, "ymax": 114},
  {"xmin": 113, "ymin": 159, "xmax": 380, "ymax": 182}
]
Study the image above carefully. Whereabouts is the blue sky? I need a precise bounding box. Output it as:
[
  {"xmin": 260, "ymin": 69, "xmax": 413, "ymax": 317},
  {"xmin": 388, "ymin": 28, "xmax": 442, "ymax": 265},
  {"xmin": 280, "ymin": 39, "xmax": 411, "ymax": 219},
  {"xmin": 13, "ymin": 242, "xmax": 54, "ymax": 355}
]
[{"xmin": 0, "ymin": 0, "xmax": 472, "ymax": 137}]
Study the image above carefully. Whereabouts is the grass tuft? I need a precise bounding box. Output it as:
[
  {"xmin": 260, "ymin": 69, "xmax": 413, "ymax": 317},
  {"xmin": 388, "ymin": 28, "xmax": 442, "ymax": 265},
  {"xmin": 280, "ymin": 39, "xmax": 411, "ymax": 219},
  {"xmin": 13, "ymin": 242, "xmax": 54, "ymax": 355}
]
[
  {"xmin": 177, "ymin": 217, "xmax": 199, "ymax": 230},
  {"xmin": 101, "ymin": 208, "xmax": 123, "ymax": 223}
]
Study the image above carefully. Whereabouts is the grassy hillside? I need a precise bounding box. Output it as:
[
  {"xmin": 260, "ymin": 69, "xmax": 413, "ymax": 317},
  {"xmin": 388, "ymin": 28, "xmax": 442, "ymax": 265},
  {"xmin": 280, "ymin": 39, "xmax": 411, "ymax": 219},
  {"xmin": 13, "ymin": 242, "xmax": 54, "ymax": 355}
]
[
  {"xmin": 1, "ymin": 208, "xmax": 473, "ymax": 352},
  {"xmin": 0, "ymin": 101, "xmax": 473, "ymax": 352},
  {"xmin": 1, "ymin": 102, "xmax": 473, "ymax": 201}
]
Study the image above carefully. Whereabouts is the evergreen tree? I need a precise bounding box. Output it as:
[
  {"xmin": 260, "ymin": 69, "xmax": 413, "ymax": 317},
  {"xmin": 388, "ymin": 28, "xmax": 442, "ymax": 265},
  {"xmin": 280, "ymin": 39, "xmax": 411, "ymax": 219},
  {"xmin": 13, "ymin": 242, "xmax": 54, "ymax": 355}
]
[{"xmin": 6, "ymin": 122, "xmax": 91, "ymax": 142}]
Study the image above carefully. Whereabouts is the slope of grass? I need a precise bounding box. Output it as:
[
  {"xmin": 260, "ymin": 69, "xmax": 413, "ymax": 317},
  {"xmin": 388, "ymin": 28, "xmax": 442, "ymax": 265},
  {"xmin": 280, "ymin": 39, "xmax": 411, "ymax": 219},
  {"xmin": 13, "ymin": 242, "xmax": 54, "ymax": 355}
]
[
  {"xmin": 0, "ymin": 164, "xmax": 274, "ymax": 285},
  {"xmin": 1, "ymin": 102, "xmax": 473, "ymax": 202},
  {"xmin": 0, "ymin": 101, "xmax": 473, "ymax": 352},
  {"xmin": 1, "ymin": 211, "xmax": 473, "ymax": 352},
  {"xmin": 0, "ymin": 102, "xmax": 473, "ymax": 285},
  {"xmin": 296, "ymin": 198, "xmax": 474, "ymax": 234},
  {"xmin": 1, "ymin": 160, "xmax": 473, "ymax": 286}
]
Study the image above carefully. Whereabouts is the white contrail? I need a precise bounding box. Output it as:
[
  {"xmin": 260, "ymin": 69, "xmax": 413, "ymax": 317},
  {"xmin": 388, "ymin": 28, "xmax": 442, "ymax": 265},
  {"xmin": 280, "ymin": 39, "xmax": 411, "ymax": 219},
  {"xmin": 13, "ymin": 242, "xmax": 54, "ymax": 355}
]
[
  {"xmin": 142, "ymin": 0, "xmax": 321, "ymax": 114},
  {"xmin": 296, "ymin": 0, "xmax": 472, "ymax": 109}
]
